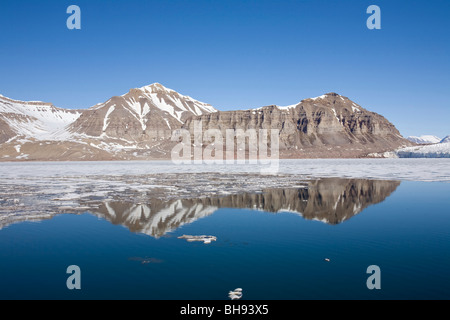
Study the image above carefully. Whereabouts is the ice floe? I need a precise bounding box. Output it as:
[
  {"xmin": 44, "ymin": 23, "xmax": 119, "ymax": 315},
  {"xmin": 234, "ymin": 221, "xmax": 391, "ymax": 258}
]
[
  {"xmin": 228, "ymin": 288, "xmax": 243, "ymax": 300},
  {"xmin": 178, "ymin": 235, "xmax": 217, "ymax": 244}
]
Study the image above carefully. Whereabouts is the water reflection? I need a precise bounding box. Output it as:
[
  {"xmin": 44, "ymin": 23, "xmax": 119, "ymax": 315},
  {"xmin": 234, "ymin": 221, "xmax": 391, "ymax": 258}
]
[{"xmin": 87, "ymin": 178, "xmax": 400, "ymax": 237}]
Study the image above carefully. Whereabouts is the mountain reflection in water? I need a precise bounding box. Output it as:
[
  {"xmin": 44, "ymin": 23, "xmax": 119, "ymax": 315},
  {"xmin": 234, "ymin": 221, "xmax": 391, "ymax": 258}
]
[{"xmin": 87, "ymin": 178, "xmax": 400, "ymax": 238}]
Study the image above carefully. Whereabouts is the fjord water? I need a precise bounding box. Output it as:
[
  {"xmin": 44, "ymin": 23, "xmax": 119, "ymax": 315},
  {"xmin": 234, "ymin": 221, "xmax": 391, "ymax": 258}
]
[{"xmin": 0, "ymin": 178, "xmax": 449, "ymax": 299}]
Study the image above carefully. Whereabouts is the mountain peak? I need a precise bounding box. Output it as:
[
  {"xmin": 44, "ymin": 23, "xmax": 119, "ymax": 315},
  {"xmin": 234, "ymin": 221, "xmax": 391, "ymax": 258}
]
[
  {"xmin": 139, "ymin": 82, "xmax": 174, "ymax": 93},
  {"xmin": 303, "ymin": 92, "xmax": 344, "ymax": 101}
]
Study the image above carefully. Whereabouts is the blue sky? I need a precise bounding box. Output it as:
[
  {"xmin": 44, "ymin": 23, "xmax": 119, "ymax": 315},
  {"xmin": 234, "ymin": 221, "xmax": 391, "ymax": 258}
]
[{"xmin": 0, "ymin": 0, "xmax": 449, "ymax": 138}]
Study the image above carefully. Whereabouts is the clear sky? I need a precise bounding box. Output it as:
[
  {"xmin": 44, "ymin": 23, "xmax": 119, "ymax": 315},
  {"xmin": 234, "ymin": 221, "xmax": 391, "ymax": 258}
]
[{"xmin": 0, "ymin": 0, "xmax": 449, "ymax": 138}]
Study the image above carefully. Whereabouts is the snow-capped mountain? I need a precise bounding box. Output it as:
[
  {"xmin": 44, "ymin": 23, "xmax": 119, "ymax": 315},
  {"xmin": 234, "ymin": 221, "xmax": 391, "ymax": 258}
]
[
  {"xmin": 68, "ymin": 83, "xmax": 216, "ymax": 141},
  {"xmin": 0, "ymin": 86, "xmax": 413, "ymax": 161},
  {"xmin": 407, "ymin": 135, "xmax": 442, "ymax": 144},
  {"xmin": 0, "ymin": 94, "xmax": 81, "ymax": 143},
  {"xmin": 0, "ymin": 83, "xmax": 218, "ymax": 160}
]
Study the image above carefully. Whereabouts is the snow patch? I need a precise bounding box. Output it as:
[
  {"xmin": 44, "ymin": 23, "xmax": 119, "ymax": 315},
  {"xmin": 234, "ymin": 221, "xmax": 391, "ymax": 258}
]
[
  {"xmin": 310, "ymin": 94, "xmax": 327, "ymax": 101},
  {"xmin": 351, "ymin": 103, "xmax": 360, "ymax": 112},
  {"xmin": 278, "ymin": 103, "xmax": 299, "ymax": 110},
  {"xmin": 0, "ymin": 95, "xmax": 81, "ymax": 140},
  {"xmin": 102, "ymin": 105, "xmax": 115, "ymax": 132},
  {"xmin": 331, "ymin": 108, "xmax": 340, "ymax": 122}
]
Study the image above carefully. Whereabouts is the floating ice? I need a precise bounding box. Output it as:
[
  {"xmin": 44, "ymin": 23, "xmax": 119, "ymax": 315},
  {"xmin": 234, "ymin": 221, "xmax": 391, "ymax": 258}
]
[
  {"xmin": 177, "ymin": 235, "xmax": 217, "ymax": 244},
  {"xmin": 228, "ymin": 288, "xmax": 243, "ymax": 300}
]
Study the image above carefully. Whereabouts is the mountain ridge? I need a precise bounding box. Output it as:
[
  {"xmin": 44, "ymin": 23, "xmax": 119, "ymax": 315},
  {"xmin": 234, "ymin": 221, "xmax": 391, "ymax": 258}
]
[
  {"xmin": 407, "ymin": 135, "xmax": 441, "ymax": 144},
  {"xmin": 184, "ymin": 91, "xmax": 411, "ymax": 158},
  {"xmin": 0, "ymin": 83, "xmax": 413, "ymax": 161}
]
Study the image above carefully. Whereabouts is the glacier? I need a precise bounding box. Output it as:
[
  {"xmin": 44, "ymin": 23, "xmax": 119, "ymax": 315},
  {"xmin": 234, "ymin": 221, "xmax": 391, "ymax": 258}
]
[{"xmin": 396, "ymin": 142, "xmax": 450, "ymax": 158}]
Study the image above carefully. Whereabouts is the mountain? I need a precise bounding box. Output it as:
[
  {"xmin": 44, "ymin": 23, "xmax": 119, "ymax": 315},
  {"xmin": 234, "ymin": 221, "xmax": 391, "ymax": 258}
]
[
  {"xmin": 0, "ymin": 94, "xmax": 81, "ymax": 143},
  {"xmin": 0, "ymin": 86, "xmax": 412, "ymax": 161},
  {"xmin": 440, "ymin": 135, "xmax": 450, "ymax": 144},
  {"xmin": 407, "ymin": 135, "xmax": 441, "ymax": 144},
  {"xmin": 68, "ymin": 83, "xmax": 216, "ymax": 141},
  {"xmin": 184, "ymin": 93, "xmax": 412, "ymax": 158},
  {"xmin": 0, "ymin": 83, "xmax": 217, "ymax": 160}
]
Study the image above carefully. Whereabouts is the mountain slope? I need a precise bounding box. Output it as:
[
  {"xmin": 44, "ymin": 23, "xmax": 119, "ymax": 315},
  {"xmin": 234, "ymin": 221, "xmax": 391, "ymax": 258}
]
[
  {"xmin": 0, "ymin": 94, "xmax": 81, "ymax": 142},
  {"xmin": 68, "ymin": 83, "xmax": 216, "ymax": 142}
]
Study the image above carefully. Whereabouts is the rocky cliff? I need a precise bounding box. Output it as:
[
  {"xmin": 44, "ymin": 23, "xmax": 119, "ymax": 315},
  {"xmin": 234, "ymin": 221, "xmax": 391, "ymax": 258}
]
[{"xmin": 184, "ymin": 93, "xmax": 411, "ymax": 158}]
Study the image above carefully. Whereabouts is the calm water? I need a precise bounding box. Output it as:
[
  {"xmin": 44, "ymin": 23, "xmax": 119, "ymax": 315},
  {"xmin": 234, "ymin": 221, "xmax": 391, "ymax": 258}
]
[{"xmin": 0, "ymin": 179, "xmax": 449, "ymax": 300}]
